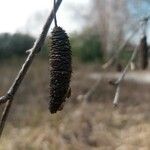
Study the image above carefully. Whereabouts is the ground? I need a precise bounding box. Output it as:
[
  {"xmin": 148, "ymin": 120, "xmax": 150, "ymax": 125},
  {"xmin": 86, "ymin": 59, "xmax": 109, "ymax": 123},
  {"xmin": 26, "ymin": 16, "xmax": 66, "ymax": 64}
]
[{"xmin": 0, "ymin": 58, "xmax": 150, "ymax": 150}]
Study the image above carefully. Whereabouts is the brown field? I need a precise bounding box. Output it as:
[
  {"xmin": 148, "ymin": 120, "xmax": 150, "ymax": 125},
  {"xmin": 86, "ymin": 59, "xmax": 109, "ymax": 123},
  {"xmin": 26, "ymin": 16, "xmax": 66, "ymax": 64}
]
[{"xmin": 0, "ymin": 58, "xmax": 150, "ymax": 150}]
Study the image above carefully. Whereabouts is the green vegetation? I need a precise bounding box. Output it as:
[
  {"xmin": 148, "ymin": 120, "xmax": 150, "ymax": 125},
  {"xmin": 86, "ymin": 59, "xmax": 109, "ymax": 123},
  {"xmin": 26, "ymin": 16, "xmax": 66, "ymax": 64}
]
[
  {"xmin": 0, "ymin": 30, "xmax": 133, "ymax": 63},
  {"xmin": 0, "ymin": 33, "xmax": 35, "ymax": 58},
  {"xmin": 70, "ymin": 30, "xmax": 103, "ymax": 62},
  {"xmin": 41, "ymin": 29, "xmax": 104, "ymax": 63},
  {"xmin": 0, "ymin": 29, "xmax": 104, "ymax": 63}
]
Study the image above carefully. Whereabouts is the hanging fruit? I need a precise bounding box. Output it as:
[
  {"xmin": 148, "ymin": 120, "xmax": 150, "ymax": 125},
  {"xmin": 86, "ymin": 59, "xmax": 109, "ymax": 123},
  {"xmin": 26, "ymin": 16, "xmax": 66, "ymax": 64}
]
[
  {"xmin": 139, "ymin": 36, "xmax": 148, "ymax": 70},
  {"xmin": 49, "ymin": 26, "xmax": 72, "ymax": 114}
]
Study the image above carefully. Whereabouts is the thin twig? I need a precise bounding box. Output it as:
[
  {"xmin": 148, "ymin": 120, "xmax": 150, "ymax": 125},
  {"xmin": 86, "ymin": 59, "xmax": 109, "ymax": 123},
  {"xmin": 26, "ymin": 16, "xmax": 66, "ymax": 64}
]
[
  {"xmin": 82, "ymin": 43, "xmax": 139, "ymax": 103},
  {"xmin": 113, "ymin": 85, "xmax": 120, "ymax": 107},
  {"xmin": 83, "ymin": 43, "xmax": 137, "ymax": 103},
  {"xmin": 102, "ymin": 26, "xmax": 140, "ymax": 69},
  {"xmin": 102, "ymin": 15, "xmax": 150, "ymax": 69},
  {"xmin": 112, "ymin": 17, "xmax": 150, "ymax": 106},
  {"xmin": 0, "ymin": 100, "xmax": 12, "ymax": 136},
  {"xmin": 53, "ymin": 0, "xmax": 58, "ymax": 27},
  {"xmin": 0, "ymin": 0, "xmax": 62, "ymax": 137},
  {"xmin": 83, "ymin": 78, "xmax": 101, "ymax": 102},
  {"xmin": 111, "ymin": 45, "xmax": 139, "ymax": 107}
]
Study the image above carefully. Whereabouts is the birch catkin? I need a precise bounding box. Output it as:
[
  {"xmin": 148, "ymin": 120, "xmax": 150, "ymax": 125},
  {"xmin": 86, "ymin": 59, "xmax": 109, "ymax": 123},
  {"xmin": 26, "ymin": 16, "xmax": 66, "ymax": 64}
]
[
  {"xmin": 49, "ymin": 26, "xmax": 72, "ymax": 114},
  {"xmin": 139, "ymin": 36, "xmax": 148, "ymax": 69}
]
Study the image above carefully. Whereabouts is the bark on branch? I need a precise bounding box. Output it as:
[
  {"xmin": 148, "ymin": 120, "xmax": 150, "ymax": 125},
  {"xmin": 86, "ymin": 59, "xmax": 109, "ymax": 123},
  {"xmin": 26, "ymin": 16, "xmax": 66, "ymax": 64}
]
[
  {"xmin": 0, "ymin": 0, "xmax": 62, "ymax": 137},
  {"xmin": 110, "ymin": 45, "xmax": 139, "ymax": 107},
  {"xmin": 102, "ymin": 15, "xmax": 150, "ymax": 69}
]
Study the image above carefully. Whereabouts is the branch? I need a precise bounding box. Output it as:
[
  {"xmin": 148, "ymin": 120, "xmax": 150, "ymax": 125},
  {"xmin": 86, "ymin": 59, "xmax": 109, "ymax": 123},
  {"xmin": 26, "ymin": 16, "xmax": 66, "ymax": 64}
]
[
  {"xmin": 108, "ymin": 17, "xmax": 150, "ymax": 97},
  {"xmin": 113, "ymin": 85, "xmax": 120, "ymax": 107},
  {"xmin": 0, "ymin": 0, "xmax": 62, "ymax": 137},
  {"xmin": 79, "ymin": 44, "xmax": 139, "ymax": 104},
  {"xmin": 102, "ymin": 13, "xmax": 150, "ymax": 70},
  {"xmin": 110, "ymin": 45, "xmax": 139, "ymax": 107},
  {"xmin": 102, "ymin": 26, "xmax": 140, "ymax": 69},
  {"xmin": 83, "ymin": 78, "xmax": 101, "ymax": 102},
  {"xmin": 103, "ymin": 14, "xmax": 150, "ymax": 69}
]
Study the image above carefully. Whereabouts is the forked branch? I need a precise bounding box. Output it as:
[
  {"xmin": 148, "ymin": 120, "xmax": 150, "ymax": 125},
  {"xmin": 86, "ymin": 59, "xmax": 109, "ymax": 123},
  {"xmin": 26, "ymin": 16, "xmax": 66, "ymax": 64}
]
[
  {"xmin": 83, "ymin": 78, "xmax": 101, "ymax": 102},
  {"xmin": 102, "ymin": 15, "xmax": 150, "ymax": 69},
  {"xmin": 102, "ymin": 26, "xmax": 139, "ymax": 69},
  {"xmin": 0, "ymin": 0, "xmax": 62, "ymax": 137},
  {"xmin": 110, "ymin": 45, "xmax": 139, "ymax": 107},
  {"xmin": 110, "ymin": 17, "xmax": 150, "ymax": 107}
]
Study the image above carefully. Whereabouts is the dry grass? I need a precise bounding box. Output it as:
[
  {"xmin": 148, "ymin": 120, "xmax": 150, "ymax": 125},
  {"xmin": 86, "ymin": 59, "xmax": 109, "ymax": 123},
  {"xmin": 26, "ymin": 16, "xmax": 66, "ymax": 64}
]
[{"xmin": 0, "ymin": 58, "xmax": 150, "ymax": 150}]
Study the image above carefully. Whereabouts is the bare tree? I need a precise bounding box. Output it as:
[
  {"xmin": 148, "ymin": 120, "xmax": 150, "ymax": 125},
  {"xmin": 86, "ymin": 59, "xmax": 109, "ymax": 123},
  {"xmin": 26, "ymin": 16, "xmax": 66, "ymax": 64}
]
[
  {"xmin": 86, "ymin": 0, "xmax": 150, "ymax": 60},
  {"xmin": 88, "ymin": 0, "xmax": 130, "ymax": 58}
]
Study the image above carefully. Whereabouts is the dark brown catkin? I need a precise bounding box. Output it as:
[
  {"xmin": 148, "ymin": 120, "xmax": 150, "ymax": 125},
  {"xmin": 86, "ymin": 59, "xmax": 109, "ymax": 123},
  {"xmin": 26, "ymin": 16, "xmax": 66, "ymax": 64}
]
[
  {"xmin": 139, "ymin": 36, "xmax": 148, "ymax": 70},
  {"xmin": 49, "ymin": 26, "xmax": 72, "ymax": 114}
]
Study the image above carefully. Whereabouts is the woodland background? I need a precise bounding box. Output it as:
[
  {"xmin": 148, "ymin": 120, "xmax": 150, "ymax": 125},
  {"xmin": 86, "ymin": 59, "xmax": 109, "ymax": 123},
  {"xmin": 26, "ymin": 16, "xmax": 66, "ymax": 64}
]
[{"xmin": 0, "ymin": 0, "xmax": 150, "ymax": 149}]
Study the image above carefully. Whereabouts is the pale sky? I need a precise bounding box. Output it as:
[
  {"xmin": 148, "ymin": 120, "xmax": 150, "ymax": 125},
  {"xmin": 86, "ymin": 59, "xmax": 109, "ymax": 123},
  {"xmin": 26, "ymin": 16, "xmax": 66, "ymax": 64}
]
[{"xmin": 0, "ymin": 0, "xmax": 90, "ymax": 36}]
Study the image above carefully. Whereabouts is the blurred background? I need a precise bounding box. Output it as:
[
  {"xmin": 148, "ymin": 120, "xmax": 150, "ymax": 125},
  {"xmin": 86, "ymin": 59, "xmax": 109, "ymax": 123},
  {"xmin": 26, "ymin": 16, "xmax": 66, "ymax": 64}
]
[{"xmin": 0, "ymin": 0, "xmax": 150, "ymax": 149}]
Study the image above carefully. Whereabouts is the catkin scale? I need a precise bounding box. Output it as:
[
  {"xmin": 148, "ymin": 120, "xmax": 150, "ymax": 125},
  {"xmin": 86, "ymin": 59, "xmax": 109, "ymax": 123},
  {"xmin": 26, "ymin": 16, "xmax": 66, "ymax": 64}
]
[
  {"xmin": 49, "ymin": 26, "xmax": 72, "ymax": 114},
  {"xmin": 139, "ymin": 36, "xmax": 148, "ymax": 69}
]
